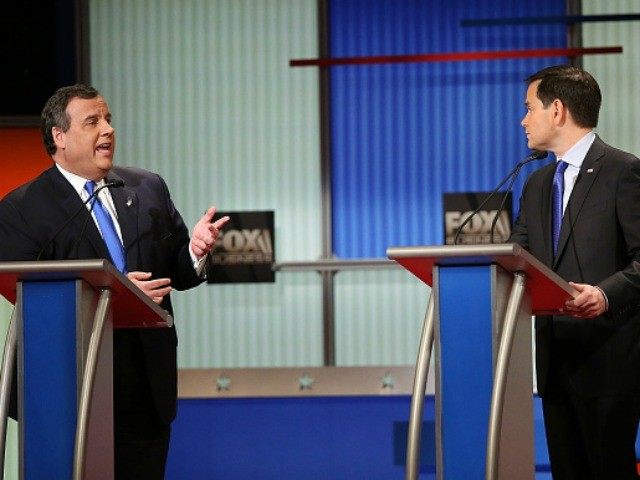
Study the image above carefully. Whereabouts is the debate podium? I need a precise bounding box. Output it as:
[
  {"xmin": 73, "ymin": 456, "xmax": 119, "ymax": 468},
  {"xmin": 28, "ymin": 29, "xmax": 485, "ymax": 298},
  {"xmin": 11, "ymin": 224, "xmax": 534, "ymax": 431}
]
[
  {"xmin": 387, "ymin": 244, "xmax": 574, "ymax": 480},
  {"xmin": 0, "ymin": 260, "xmax": 173, "ymax": 480}
]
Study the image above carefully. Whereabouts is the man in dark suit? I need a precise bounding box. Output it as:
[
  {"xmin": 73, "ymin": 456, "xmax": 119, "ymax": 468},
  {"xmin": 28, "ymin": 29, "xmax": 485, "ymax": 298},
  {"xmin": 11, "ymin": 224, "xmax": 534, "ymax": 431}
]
[
  {"xmin": 510, "ymin": 65, "xmax": 640, "ymax": 479},
  {"xmin": 0, "ymin": 84, "xmax": 229, "ymax": 478}
]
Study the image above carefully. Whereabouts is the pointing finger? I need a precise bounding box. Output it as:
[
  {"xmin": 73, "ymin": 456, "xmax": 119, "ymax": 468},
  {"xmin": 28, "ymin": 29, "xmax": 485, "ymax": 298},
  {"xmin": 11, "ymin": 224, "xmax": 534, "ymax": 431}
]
[
  {"xmin": 201, "ymin": 206, "xmax": 217, "ymax": 224},
  {"xmin": 212, "ymin": 215, "xmax": 230, "ymax": 230}
]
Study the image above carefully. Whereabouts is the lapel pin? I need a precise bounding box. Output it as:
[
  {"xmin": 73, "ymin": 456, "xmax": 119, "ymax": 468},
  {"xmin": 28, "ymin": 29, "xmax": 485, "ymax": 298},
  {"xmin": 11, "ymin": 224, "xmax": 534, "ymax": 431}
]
[
  {"xmin": 587, "ymin": 168, "xmax": 594, "ymax": 173},
  {"xmin": 126, "ymin": 197, "xmax": 133, "ymax": 207}
]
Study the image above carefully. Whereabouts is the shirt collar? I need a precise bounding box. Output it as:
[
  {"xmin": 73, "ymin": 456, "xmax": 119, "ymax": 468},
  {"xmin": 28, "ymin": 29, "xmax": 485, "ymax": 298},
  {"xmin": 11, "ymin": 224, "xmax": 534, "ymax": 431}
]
[
  {"xmin": 55, "ymin": 163, "xmax": 106, "ymax": 196},
  {"xmin": 557, "ymin": 131, "xmax": 596, "ymax": 169}
]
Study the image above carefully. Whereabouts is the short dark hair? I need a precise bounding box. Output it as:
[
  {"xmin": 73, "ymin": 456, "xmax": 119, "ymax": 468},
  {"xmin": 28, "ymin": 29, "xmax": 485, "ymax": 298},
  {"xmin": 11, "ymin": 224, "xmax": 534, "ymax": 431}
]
[
  {"xmin": 526, "ymin": 65, "xmax": 601, "ymax": 128},
  {"xmin": 41, "ymin": 84, "xmax": 101, "ymax": 156}
]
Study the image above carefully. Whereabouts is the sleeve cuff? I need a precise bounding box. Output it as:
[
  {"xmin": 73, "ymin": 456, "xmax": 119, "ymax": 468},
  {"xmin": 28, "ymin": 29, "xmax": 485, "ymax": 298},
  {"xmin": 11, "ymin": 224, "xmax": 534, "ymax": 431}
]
[
  {"xmin": 595, "ymin": 286, "xmax": 609, "ymax": 312},
  {"xmin": 189, "ymin": 244, "xmax": 208, "ymax": 278}
]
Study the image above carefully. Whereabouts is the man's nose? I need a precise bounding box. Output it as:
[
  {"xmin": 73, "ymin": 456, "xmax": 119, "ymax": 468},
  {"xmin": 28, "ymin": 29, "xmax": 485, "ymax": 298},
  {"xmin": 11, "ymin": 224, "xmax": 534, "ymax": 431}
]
[{"xmin": 101, "ymin": 122, "xmax": 114, "ymax": 135}]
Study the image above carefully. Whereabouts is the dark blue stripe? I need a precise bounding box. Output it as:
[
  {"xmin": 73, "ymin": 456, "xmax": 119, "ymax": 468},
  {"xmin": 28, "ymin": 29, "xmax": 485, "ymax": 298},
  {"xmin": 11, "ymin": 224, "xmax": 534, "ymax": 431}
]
[{"xmin": 462, "ymin": 14, "xmax": 640, "ymax": 27}]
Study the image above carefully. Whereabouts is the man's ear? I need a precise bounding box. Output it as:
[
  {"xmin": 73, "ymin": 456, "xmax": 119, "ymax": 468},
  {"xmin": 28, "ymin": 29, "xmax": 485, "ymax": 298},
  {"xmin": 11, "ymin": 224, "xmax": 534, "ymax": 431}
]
[
  {"xmin": 551, "ymin": 99, "xmax": 567, "ymax": 126},
  {"xmin": 52, "ymin": 127, "xmax": 66, "ymax": 150}
]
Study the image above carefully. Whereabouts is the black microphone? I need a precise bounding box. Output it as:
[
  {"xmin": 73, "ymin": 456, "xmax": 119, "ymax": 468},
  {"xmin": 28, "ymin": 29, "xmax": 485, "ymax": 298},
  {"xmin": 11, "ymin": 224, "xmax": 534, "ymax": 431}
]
[
  {"xmin": 489, "ymin": 154, "xmax": 547, "ymax": 242},
  {"xmin": 36, "ymin": 179, "xmax": 126, "ymax": 261},
  {"xmin": 453, "ymin": 150, "xmax": 548, "ymax": 245}
]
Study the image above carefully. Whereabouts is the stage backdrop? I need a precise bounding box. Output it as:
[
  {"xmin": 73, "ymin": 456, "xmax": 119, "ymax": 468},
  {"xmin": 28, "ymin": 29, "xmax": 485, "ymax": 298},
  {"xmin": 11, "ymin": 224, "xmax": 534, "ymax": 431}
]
[{"xmin": 88, "ymin": 0, "xmax": 639, "ymax": 369}]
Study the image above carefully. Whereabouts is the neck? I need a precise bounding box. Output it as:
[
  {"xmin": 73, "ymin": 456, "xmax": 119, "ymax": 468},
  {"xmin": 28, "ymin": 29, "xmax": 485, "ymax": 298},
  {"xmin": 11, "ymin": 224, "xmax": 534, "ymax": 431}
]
[
  {"xmin": 552, "ymin": 128, "xmax": 592, "ymax": 158},
  {"xmin": 54, "ymin": 159, "xmax": 108, "ymax": 182}
]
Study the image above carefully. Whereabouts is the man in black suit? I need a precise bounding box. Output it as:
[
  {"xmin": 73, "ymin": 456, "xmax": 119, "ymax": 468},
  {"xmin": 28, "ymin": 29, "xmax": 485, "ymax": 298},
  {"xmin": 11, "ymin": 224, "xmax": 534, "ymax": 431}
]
[
  {"xmin": 0, "ymin": 84, "xmax": 229, "ymax": 478},
  {"xmin": 510, "ymin": 65, "xmax": 640, "ymax": 479}
]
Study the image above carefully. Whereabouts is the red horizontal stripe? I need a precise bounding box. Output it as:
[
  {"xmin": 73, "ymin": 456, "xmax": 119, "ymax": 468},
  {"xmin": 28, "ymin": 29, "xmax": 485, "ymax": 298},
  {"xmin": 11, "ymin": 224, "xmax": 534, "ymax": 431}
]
[{"xmin": 290, "ymin": 46, "xmax": 623, "ymax": 68}]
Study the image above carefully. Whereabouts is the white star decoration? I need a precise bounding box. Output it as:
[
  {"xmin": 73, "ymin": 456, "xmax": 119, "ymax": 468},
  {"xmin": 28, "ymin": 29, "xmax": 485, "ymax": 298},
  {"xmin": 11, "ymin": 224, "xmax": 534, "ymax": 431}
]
[
  {"xmin": 298, "ymin": 373, "xmax": 314, "ymax": 390},
  {"xmin": 216, "ymin": 374, "xmax": 231, "ymax": 391},
  {"xmin": 381, "ymin": 372, "xmax": 395, "ymax": 389}
]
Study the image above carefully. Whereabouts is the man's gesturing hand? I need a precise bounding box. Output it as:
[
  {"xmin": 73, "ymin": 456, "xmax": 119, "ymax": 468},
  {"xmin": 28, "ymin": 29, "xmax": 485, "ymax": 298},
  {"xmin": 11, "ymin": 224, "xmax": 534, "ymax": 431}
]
[{"xmin": 190, "ymin": 206, "xmax": 230, "ymax": 258}]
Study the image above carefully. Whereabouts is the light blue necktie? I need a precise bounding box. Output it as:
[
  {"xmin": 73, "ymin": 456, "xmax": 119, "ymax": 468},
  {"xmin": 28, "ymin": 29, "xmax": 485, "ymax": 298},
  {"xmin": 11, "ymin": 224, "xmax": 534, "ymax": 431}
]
[
  {"xmin": 85, "ymin": 181, "xmax": 127, "ymax": 273},
  {"xmin": 552, "ymin": 161, "xmax": 569, "ymax": 257}
]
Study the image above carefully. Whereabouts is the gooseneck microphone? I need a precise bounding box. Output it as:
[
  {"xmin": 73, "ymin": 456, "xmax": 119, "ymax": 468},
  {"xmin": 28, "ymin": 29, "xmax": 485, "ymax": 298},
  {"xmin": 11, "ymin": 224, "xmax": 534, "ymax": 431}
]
[
  {"xmin": 488, "ymin": 152, "xmax": 548, "ymax": 243},
  {"xmin": 453, "ymin": 150, "xmax": 548, "ymax": 245},
  {"xmin": 36, "ymin": 179, "xmax": 126, "ymax": 261}
]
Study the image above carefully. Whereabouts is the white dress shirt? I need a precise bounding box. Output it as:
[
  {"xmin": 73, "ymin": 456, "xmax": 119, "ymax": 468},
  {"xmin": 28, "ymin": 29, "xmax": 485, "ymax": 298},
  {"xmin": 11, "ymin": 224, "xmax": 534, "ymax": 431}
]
[
  {"xmin": 55, "ymin": 164, "xmax": 124, "ymax": 243},
  {"xmin": 557, "ymin": 131, "xmax": 596, "ymax": 213}
]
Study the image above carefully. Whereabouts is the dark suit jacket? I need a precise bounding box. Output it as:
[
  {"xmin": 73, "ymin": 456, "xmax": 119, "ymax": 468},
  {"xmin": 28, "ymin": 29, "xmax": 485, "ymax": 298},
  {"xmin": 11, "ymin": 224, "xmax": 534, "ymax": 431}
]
[
  {"xmin": 510, "ymin": 136, "xmax": 640, "ymax": 398},
  {"xmin": 0, "ymin": 165, "xmax": 203, "ymax": 424}
]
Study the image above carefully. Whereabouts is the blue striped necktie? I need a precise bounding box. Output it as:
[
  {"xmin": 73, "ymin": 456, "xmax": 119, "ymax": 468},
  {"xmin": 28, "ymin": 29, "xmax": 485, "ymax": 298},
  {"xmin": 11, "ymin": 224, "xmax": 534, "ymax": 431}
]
[
  {"xmin": 84, "ymin": 181, "xmax": 127, "ymax": 273},
  {"xmin": 552, "ymin": 161, "xmax": 569, "ymax": 256}
]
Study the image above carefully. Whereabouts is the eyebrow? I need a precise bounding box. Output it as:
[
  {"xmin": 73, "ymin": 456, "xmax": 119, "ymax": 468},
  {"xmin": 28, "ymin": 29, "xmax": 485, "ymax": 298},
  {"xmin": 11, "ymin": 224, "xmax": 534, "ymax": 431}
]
[{"xmin": 82, "ymin": 112, "xmax": 111, "ymax": 123}]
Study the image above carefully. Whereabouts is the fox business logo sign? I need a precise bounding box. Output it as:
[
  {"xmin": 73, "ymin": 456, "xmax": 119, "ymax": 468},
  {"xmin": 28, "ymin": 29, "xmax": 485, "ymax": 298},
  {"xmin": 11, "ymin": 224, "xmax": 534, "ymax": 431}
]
[
  {"xmin": 206, "ymin": 211, "xmax": 275, "ymax": 283},
  {"xmin": 214, "ymin": 229, "xmax": 273, "ymax": 264},
  {"xmin": 443, "ymin": 192, "xmax": 512, "ymax": 245}
]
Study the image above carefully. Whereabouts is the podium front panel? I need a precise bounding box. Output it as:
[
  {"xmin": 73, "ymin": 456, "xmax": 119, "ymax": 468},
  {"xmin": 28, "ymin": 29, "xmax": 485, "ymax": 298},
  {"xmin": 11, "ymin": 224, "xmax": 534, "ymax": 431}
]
[
  {"xmin": 434, "ymin": 264, "xmax": 534, "ymax": 479},
  {"xmin": 437, "ymin": 266, "xmax": 494, "ymax": 478},
  {"xmin": 17, "ymin": 279, "xmax": 114, "ymax": 480},
  {"xmin": 20, "ymin": 281, "xmax": 79, "ymax": 478}
]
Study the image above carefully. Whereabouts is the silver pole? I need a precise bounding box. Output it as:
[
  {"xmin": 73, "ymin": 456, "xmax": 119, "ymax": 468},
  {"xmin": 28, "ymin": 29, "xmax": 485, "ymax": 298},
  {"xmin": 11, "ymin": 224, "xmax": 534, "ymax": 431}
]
[
  {"xmin": 0, "ymin": 302, "xmax": 19, "ymax": 480},
  {"xmin": 73, "ymin": 289, "xmax": 111, "ymax": 480},
  {"xmin": 406, "ymin": 294, "xmax": 436, "ymax": 480},
  {"xmin": 485, "ymin": 272, "xmax": 526, "ymax": 480}
]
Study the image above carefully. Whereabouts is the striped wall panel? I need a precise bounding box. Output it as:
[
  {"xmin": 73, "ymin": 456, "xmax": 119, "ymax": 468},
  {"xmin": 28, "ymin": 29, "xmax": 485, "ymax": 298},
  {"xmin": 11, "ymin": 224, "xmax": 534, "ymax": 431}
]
[
  {"xmin": 335, "ymin": 269, "xmax": 429, "ymax": 365},
  {"xmin": 329, "ymin": 0, "xmax": 567, "ymax": 258},
  {"xmin": 582, "ymin": 1, "xmax": 640, "ymax": 156},
  {"xmin": 0, "ymin": 299, "xmax": 18, "ymax": 478},
  {"xmin": 90, "ymin": 0, "xmax": 324, "ymax": 367}
]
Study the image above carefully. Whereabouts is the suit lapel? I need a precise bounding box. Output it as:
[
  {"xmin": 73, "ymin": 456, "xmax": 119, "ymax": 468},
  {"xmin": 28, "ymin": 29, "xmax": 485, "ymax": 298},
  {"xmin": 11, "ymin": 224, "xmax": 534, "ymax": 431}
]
[
  {"xmin": 553, "ymin": 138, "xmax": 604, "ymax": 268},
  {"xmin": 106, "ymin": 172, "xmax": 139, "ymax": 271},
  {"xmin": 539, "ymin": 162, "xmax": 556, "ymax": 266},
  {"xmin": 48, "ymin": 167, "xmax": 111, "ymax": 260}
]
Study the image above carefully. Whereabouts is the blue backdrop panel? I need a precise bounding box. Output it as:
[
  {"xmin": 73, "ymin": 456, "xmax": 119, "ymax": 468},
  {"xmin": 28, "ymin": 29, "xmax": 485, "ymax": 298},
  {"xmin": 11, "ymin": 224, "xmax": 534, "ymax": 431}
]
[
  {"xmin": 329, "ymin": 0, "xmax": 566, "ymax": 257},
  {"xmin": 22, "ymin": 281, "xmax": 78, "ymax": 479}
]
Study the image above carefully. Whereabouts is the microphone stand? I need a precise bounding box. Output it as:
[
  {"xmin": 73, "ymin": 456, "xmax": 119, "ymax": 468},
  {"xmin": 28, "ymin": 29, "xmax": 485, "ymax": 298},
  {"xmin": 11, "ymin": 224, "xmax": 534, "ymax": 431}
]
[
  {"xmin": 36, "ymin": 180, "xmax": 125, "ymax": 261},
  {"xmin": 453, "ymin": 151, "xmax": 548, "ymax": 245},
  {"xmin": 489, "ymin": 163, "xmax": 524, "ymax": 243}
]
